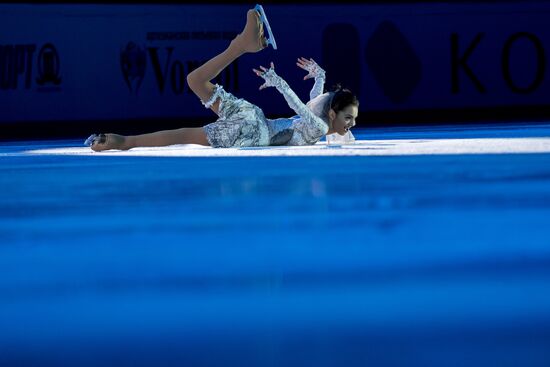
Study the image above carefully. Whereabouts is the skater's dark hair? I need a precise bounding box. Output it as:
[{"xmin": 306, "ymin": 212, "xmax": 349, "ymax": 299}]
[{"xmin": 329, "ymin": 84, "xmax": 359, "ymax": 113}]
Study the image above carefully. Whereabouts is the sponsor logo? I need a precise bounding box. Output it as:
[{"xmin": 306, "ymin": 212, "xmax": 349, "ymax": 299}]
[
  {"xmin": 121, "ymin": 42, "xmax": 147, "ymax": 94},
  {"xmin": 366, "ymin": 21, "xmax": 422, "ymax": 104},
  {"xmin": 451, "ymin": 32, "xmax": 546, "ymax": 95},
  {"xmin": 121, "ymin": 31, "xmax": 240, "ymax": 96},
  {"xmin": 36, "ymin": 43, "xmax": 62, "ymax": 92},
  {"xmin": 0, "ymin": 43, "xmax": 62, "ymax": 92}
]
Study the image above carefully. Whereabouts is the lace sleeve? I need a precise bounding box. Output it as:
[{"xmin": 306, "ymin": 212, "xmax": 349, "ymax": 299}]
[
  {"xmin": 260, "ymin": 68, "xmax": 329, "ymax": 136},
  {"xmin": 310, "ymin": 72, "xmax": 325, "ymax": 100},
  {"xmin": 297, "ymin": 58, "xmax": 326, "ymax": 100}
]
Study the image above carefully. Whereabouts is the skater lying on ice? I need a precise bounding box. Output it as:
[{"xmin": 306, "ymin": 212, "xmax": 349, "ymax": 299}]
[{"xmin": 85, "ymin": 4, "xmax": 359, "ymax": 151}]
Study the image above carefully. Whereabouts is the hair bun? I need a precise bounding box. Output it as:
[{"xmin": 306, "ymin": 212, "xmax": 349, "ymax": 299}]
[{"xmin": 331, "ymin": 83, "xmax": 343, "ymax": 92}]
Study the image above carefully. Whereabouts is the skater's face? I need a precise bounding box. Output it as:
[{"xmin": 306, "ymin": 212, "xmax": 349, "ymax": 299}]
[
  {"xmin": 330, "ymin": 104, "xmax": 358, "ymax": 135},
  {"xmin": 326, "ymin": 88, "xmax": 359, "ymax": 135}
]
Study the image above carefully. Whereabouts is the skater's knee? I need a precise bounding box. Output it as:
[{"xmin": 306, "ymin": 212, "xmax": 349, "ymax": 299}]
[
  {"xmin": 186, "ymin": 71, "xmax": 199, "ymax": 90},
  {"xmin": 187, "ymin": 72, "xmax": 207, "ymax": 98}
]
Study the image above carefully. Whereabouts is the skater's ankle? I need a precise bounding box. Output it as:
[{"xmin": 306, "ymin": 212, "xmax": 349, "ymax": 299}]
[
  {"xmin": 124, "ymin": 136, "xmax": 136, "ymax": 150},
  {"xmin": 229, "ymin": 37, "xmax": 249, "ymax": 55}
]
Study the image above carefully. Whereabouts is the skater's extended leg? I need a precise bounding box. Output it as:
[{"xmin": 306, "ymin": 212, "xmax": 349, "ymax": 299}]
[
  {"xmin": 85, "ymin": 7, "xmax": 273, "ymax": 152},
  {"xmin": 89, "ymin": 127, "xmax": 209, "ymax": 152},
  {"xmin": 187, "ymin": 9, "xmax": 267, "ymax": 115}
]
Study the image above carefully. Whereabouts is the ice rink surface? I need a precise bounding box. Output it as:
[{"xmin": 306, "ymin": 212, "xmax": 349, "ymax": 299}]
[{"xmin": 1, "ymin": 122, "xmax": 550, "ymax": 366}]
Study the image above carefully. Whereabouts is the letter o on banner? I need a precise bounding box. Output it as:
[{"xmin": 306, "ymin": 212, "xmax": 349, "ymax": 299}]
[{"xmin": 502, "ymin": 32, "xmax": 546, "ymax": 94}]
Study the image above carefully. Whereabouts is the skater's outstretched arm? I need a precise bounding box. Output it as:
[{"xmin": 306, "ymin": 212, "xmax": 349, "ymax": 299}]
[
  {"xmin": 253, "ymin": 62, "xmax": 328, "ymax": 134},
  {"xmin": 296, "ymin": 57, "xmax": 326, "ymax": 101}
]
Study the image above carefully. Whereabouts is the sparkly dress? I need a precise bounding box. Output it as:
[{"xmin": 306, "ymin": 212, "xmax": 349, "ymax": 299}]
[{"xmin": 202, "ymin": 67, "xmax": 329, "ymax": 148}]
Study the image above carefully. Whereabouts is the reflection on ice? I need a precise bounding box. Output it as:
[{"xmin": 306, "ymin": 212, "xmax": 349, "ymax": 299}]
[{"xmin": 1, "ymin": 124, "xmax": 550, "ymax": 366}]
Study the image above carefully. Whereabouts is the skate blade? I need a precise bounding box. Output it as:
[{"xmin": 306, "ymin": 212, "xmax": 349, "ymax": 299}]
[{"xmin": 255, "ymin": 4, "xmax": 277, "ymax": 50}]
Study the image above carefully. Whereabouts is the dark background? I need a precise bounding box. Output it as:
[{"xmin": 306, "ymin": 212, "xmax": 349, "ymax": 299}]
[{"xmin": 2, "ymin": 0, "xmax": 550, "ymax": 141}]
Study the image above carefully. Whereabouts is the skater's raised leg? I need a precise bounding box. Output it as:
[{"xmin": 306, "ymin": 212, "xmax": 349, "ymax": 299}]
[
  {"xmin": 85, "ymin": 6, "xmax": 272, "ymax": 152},
  {"xmin": 186, "ymin": 8, "xmax": 267, "ymax": 115}
]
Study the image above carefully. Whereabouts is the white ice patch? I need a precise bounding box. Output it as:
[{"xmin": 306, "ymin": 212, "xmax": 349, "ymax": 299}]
[{"xmin": 4, "ymin": 137, "xmax": 550, "ymax": 157}]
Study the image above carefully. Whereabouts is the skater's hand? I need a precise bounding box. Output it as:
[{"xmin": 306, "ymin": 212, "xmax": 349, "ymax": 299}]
[
  {"xmin": 253, "ymin": 62, "xmax": 279, "ymax": 90},
  {"xmin": 296, "ymin": 57, "xmax": 325, "ymax": 80}
]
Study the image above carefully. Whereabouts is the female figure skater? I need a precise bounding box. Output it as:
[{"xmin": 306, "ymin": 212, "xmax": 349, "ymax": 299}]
[{"xmin": 85, "ymin": 5, "xmax": 358, "ymax": 151}]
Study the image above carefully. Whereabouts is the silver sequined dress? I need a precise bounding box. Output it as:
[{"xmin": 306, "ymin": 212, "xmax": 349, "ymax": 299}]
[{"xmin": 202, "ymin": 68, "xmax": 329, "ymax": 148}]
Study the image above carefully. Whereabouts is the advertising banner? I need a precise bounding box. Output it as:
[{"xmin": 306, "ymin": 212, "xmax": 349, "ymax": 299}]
[{"xmin": 1, "ymin": 3, "xmax": 550, "ymax": 124}]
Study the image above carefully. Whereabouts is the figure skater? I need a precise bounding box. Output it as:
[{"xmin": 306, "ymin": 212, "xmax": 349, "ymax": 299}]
[{"xmin": 85, "ymin": 4, "xmax": 359, "ymax": 151}]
